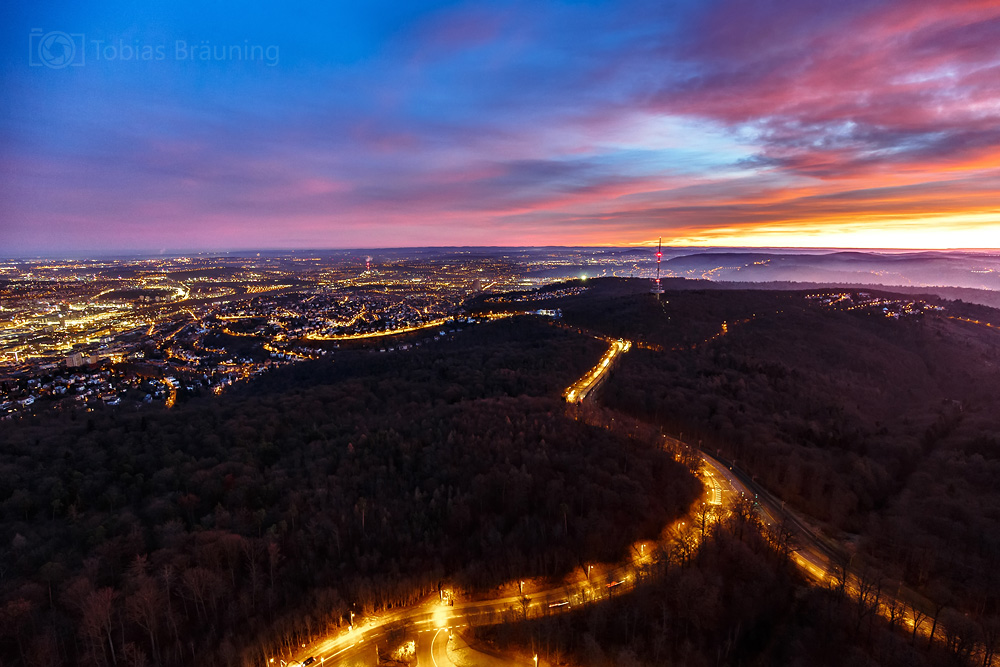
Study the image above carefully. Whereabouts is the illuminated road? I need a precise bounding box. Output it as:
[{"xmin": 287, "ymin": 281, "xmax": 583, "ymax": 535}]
[
  {"xmin": 703, "ymin": 467, "xmax": 724, "ymax": 506},
  {"xmin": 282, "ymin": 328, "xmax": 977, "ymax": 667},
  {"xmin": 305, "ymin": 317, "xmax": 452, "ymax": 341},
  {"xmin": 949, "ymin": 315, "xmax": 1000, "ymax": 330},
  {"xmin": 415, "ymin": 628, "xmax": 459, "ymax": 667},
  {"xmin": 287, "ymin": 438, "xmax": 960, "ymax": 667},
  {"xmin": 287, "ymin": 561, "xmax": 649, "ymax": 666},
  {"xmin": 687, "ymin": 440, "xmax": 952, "ymax": 642},
  {"xmin": 689, "ymin": 443, "xmax": 841, "ymax": 582},
  {"xmin": 564, "ymin": 338, "xmax": 631, "ymax": 403},
  {"xmin": 159, "ymin": 378, "xmax": 177, "ymax": 409},
  {"xmin": 429, "ymin": 628, "xmax": 452, "ymax": 666}
]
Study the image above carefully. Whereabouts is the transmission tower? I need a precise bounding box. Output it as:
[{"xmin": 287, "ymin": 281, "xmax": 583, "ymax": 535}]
[{"xmin": 650, "ymin": 237, "xmax": 665, "ymax": 298}]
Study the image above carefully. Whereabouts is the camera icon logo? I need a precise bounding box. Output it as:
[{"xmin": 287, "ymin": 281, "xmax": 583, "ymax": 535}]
[{"xmin": 29, "ymin": 29, "xmax": 85, "ymax": 68}]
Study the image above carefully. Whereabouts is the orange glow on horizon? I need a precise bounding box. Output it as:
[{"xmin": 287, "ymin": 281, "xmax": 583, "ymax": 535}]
[
  {"xmin": 654, "ymin": 211, "xmax": 1000, "ymax": 249},
  {"xmin": 649, "ymin": 222, "xmax": 1000, "ymax": 250}
]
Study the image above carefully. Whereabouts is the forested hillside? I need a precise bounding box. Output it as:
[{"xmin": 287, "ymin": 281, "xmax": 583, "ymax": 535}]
[
  {"xmin": 478, "ymin": 500, "xmax": 953, "ymax": 667},
  {"xmin": 562, "ymin": 280, "xmax": 1000, "ymax": 618},
  {"xmin": 7, "ymin": 277, "xmax": 999, "ymax": 667},
  {"xmin": 0, "ymin": 317, "xmax": 700, "ymax": 666}
]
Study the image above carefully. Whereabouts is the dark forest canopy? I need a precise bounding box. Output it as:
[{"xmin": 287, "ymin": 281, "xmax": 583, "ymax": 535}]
[
  {"xmin": 538, "ymin": 279, "xmax": 1000, "ymax": 619},
  {"xmin": 478, "ymin": 508, "xmax": 959, "ymax": 667},
  {"xmin": 0, "ymin": 316, "xmax": 699, "ymax": 666},
  {"xmin": 5, "ymin": 278, "xmax": 1000, "ymax": 666}
]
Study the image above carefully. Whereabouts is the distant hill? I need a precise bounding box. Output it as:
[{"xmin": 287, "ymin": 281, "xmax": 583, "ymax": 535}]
[
  {"xmin": 714, "ymin": 279, "xmax": 1000, "ymax": 309},
  {"xmin": 661, "ymin": 250, "xmax": 1000, "ymax": 295}
]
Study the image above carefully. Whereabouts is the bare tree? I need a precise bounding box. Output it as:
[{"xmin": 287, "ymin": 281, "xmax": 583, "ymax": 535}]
[
  {"xmin": 768, "ymin": 517, "xmax": 796, "ymax": 564},
  {"xmin": 907, "ymin": 600, "xmax": 928, "ymax": 645},
  {"xmin": 268, "ymin": 541, "xmax": 282, "ymax": 604},
  {"xmin": 242, "ymin": 538, "xmax": 265, "ymax": 610},
  {"xmin": 929, "ymin": 599, "xmax": 948, "ymax": 649},
  {"xmin": 831, "ymin": 553, "xmax": 851, "ymax": 598},
  {"xmin": 356, "ymin": 497, "xmax": 369, "ymax": 537},
  {"xmin": 81, "ymin": 587, "xmax": 118, "ymax": 667},
  {"xmin": 695, "ymin": 503, "xmax": 714, "ymax": 549},
  {"xmin": 979, "ymin": 615, "xmax": 999, "ymax": 667},
  {"xmin": 941, "ymin": 608, "xmax": 978, "ymax": 663},
  {"xmin": 518, "ymin": 594, "xmax": 531, "ymax": 621},
  {"xmin": 884, "ymin": 595, "xmax": 901, "ymax": 634},
  {"xmin": 126, "ymin": 577, "xmax": 162, "ymax": 663},
  {"xmin": 852, "ymin": 566, "xmax": 882, "ymax": 638}
]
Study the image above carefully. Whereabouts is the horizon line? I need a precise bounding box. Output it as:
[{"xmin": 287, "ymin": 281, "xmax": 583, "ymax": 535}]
[{"xmin": 4, "ymin": 244, "xmax": 999, "ymax": 261}]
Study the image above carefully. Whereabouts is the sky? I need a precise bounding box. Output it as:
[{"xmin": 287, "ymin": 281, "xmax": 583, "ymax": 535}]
[{"xmin": 2, "ymin": 0, "xmax": 999, "ymax": 255}]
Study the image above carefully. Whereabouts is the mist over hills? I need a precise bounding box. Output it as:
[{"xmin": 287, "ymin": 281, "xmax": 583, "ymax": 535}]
[{"xmin": 661, "ymin": 250, "xmax": 1000, "ymax": 297}]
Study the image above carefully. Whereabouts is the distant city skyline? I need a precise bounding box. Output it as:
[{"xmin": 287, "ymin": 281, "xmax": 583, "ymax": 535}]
[{"xmin": 3, "ymin": 0, "xmax": 1000, "ymax": 254}]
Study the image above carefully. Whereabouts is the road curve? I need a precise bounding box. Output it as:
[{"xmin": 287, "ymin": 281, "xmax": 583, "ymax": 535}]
[
  {"xmin": 690, "ymin": 441, "xmax": 939, "ymax": 621},
  {"xmin": 284, "ymin": 334, "xmax": 955, "ymax": 667}
]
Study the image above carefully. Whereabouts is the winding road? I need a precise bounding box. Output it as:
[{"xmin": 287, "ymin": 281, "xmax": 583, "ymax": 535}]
[{"xmin": 282, "ymin": 327, "xmax": 966, "ymax": 666}]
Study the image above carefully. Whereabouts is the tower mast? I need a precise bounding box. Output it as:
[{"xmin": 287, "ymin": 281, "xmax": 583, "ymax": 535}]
[{"xmin": 651, "ymin": 237, "xmax": 664, "ymax": 297}]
